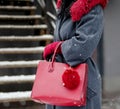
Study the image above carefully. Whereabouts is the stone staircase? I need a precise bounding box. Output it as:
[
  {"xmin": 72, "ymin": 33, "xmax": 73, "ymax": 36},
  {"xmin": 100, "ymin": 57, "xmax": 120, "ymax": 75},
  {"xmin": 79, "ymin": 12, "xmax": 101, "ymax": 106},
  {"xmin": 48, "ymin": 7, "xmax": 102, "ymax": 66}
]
[{"xmin": 0, "ymin": 0, "xmax": 53, "ymax": 108}]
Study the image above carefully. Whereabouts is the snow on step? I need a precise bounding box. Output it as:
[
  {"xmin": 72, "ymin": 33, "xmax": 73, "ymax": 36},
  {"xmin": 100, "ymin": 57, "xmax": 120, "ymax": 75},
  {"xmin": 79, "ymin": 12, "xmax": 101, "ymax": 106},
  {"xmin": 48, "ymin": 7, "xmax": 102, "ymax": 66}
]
[
  {"xmin": 0, "ymin": 47, "xmax": 44, "ymax": 54},
  {"xmin": 0, "ymin": 6, "xmax": 36, "ymax": 10},
  {"xmin": 0, "ymin": 24, "xmax": 47, "ymax": 29},
  {"xmin": 0, "ymin": 91, "xmax": 31, "ymax": 102},
  {"xmin": 0, "ymin": 15, "xmax": 42, "ymax": 20},
  {"xmin": 0, "ymin": 34, "xmax": 53, "ymax": 41},
  {"xmin": 0, "ymin": 75, "xmax": 35, "ymax": 84},
  {"xmin": 0, "ymin": 60, "xmax": 40, "ymax": 68}
]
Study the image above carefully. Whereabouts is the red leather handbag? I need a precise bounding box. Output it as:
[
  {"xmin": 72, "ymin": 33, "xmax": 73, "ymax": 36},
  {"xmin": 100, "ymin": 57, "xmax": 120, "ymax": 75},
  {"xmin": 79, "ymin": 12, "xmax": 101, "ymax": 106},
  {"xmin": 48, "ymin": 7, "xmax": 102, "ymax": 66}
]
[{"xmin": 31, "ymin": 42, "xmax": 88, "ymax": 106}]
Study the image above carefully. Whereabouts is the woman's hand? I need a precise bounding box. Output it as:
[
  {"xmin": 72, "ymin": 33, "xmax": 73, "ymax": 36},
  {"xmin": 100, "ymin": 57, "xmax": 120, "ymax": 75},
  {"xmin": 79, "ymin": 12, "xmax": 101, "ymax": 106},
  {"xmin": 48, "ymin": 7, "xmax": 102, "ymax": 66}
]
[{"xmin": 43, "ymin": 41, "xmax": 62, "ymax": 60}]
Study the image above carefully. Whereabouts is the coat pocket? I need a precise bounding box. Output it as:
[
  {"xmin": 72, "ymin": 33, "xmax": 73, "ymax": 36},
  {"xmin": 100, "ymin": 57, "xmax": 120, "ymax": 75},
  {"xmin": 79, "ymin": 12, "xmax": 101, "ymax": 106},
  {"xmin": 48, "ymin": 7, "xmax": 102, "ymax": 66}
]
[{"xmin": 87, "ymin": 87, "xmax": 97, "ymax": 100}]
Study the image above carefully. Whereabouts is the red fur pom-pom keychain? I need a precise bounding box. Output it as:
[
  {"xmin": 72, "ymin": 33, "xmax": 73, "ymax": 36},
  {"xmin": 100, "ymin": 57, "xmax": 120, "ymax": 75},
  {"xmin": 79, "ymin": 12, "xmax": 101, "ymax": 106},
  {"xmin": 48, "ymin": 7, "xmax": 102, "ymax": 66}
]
[{"xmin": 62, "ymin": 68, "xmax": 80, "ymax": 90}]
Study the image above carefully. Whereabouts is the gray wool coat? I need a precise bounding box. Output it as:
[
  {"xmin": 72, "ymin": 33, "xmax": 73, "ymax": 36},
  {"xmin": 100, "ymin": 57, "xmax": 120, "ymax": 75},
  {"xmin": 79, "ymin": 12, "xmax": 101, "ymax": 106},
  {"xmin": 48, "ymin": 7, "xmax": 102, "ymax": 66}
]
[{"xmin": 46, "ymin": 5, "xmax": 104, "ymax": 109}]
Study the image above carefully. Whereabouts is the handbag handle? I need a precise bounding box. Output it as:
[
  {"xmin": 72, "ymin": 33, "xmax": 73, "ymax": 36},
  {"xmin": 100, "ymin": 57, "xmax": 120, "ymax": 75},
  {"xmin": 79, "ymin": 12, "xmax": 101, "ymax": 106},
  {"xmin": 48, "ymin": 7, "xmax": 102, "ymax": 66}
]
[
  {"xmin": 52, "ymin": 41, "xmax": 63, "ymax": 62},
  {"xmin": 48, "ymin": 42, "xmax": 63, "ymax": 72}
]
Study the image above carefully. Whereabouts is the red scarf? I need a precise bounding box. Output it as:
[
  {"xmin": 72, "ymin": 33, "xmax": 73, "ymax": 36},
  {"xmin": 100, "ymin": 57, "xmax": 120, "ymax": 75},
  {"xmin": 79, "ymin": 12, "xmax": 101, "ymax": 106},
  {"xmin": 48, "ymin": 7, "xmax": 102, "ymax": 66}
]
[{"xmin": 57, "ymin": 0, "xmax": 108, "ymax": 21}]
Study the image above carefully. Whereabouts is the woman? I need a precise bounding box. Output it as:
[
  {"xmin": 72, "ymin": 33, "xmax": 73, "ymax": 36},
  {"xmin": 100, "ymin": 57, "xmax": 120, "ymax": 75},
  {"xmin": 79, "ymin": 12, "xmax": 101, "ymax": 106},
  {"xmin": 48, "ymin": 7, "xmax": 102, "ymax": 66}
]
[{"xmin": 43, "ymin": 0, "xmax": 108, "ymax": 109}]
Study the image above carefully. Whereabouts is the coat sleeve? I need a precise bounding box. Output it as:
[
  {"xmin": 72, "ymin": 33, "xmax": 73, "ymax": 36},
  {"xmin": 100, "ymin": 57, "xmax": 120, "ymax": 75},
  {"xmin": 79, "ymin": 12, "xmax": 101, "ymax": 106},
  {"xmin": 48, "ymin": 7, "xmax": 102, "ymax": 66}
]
[{"xmin": 61, "ymin": 5, "xmax": 104, "ymax": 66}]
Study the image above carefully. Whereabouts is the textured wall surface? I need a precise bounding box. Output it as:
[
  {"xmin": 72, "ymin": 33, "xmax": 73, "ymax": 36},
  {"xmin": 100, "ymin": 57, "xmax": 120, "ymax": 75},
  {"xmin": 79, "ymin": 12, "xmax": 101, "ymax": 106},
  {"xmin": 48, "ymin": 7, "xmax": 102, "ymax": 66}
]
[{"xmin": 104, "ymin": 0, "xmax": 120, "ymax": 96}]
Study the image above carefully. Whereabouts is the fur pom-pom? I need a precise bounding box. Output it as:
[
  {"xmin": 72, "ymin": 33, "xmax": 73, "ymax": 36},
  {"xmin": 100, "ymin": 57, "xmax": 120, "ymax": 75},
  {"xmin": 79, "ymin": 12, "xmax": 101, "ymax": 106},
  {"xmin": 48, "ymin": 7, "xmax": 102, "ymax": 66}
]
[{"xmin": 62, "ymin": 68, "xmax": 80, "ymax": 90}]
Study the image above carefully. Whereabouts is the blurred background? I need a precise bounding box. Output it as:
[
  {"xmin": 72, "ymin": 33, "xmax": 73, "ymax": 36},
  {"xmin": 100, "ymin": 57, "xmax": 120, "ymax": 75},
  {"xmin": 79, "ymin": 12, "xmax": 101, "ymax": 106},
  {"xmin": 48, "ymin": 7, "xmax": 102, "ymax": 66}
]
[{"xmin": 0, "ymin": 0, "xmax": 119, "ymax": 109}]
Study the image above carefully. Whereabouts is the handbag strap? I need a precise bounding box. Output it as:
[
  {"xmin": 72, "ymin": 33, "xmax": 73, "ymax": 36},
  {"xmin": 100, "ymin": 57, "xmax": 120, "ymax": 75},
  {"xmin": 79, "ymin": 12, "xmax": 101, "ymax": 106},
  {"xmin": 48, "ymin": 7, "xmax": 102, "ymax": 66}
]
[
  {"xmin": 51, "ymin": 41, "xmax": 63, "ymax": 63},
  {"xmin": 48, "ymin": 42, "xmax": 62, "ymax": 72}
]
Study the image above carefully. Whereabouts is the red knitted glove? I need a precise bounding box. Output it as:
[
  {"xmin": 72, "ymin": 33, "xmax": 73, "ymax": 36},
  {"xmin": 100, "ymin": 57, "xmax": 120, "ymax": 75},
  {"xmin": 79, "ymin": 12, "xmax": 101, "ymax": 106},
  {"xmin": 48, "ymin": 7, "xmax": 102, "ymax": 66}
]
[{"xmin": 43, "ymin": 42, "xmax": 62, "ymax": 60}]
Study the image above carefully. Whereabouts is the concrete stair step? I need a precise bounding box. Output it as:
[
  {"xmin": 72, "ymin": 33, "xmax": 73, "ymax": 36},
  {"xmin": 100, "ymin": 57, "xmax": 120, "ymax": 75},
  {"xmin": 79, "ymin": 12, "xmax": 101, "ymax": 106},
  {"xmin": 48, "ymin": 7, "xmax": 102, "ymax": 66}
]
[
  {"xmin": 0, "ymin": 6, "xmax": 36, "ymax": 11},
  {"xmin": 0, "ymin": 15, "xmax": 43, "ymax": 20},
  {"xmin": 0, "ymin": 34, "xmax": 53, "ymax": 41},
  {"xmin": 0, "ymin": 91, "xmax": 31, "ymax": 103},
  {"xmin": 0, "ymin": 60, "xmax": 40, "ymax": 68},
  {"xmin": 0, "ymin": 47, "xmax": 44, "ymax": 54},
  {"xmin": 0, "ymin": 75, "xmax": 35, "ymax": 84},
  {"xmin": 0, "ymin": 24, "xmax": 47, "ymax": 29}
]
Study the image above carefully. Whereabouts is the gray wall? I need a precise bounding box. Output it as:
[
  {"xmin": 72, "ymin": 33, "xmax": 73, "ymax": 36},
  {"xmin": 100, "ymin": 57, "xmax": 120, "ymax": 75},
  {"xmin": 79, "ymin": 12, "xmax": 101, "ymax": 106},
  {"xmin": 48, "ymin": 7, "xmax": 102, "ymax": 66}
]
[{"xmin": 103, "ymin": 0, "xmax": 120, "ymax": 96}]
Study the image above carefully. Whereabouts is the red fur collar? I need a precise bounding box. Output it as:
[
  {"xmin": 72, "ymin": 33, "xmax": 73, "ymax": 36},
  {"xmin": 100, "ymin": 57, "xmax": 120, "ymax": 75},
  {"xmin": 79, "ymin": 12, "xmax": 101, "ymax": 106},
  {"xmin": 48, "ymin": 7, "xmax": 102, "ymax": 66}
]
[{"xmin": 57, "ymin": 0, "xmax": 108, "ymax": 21}]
